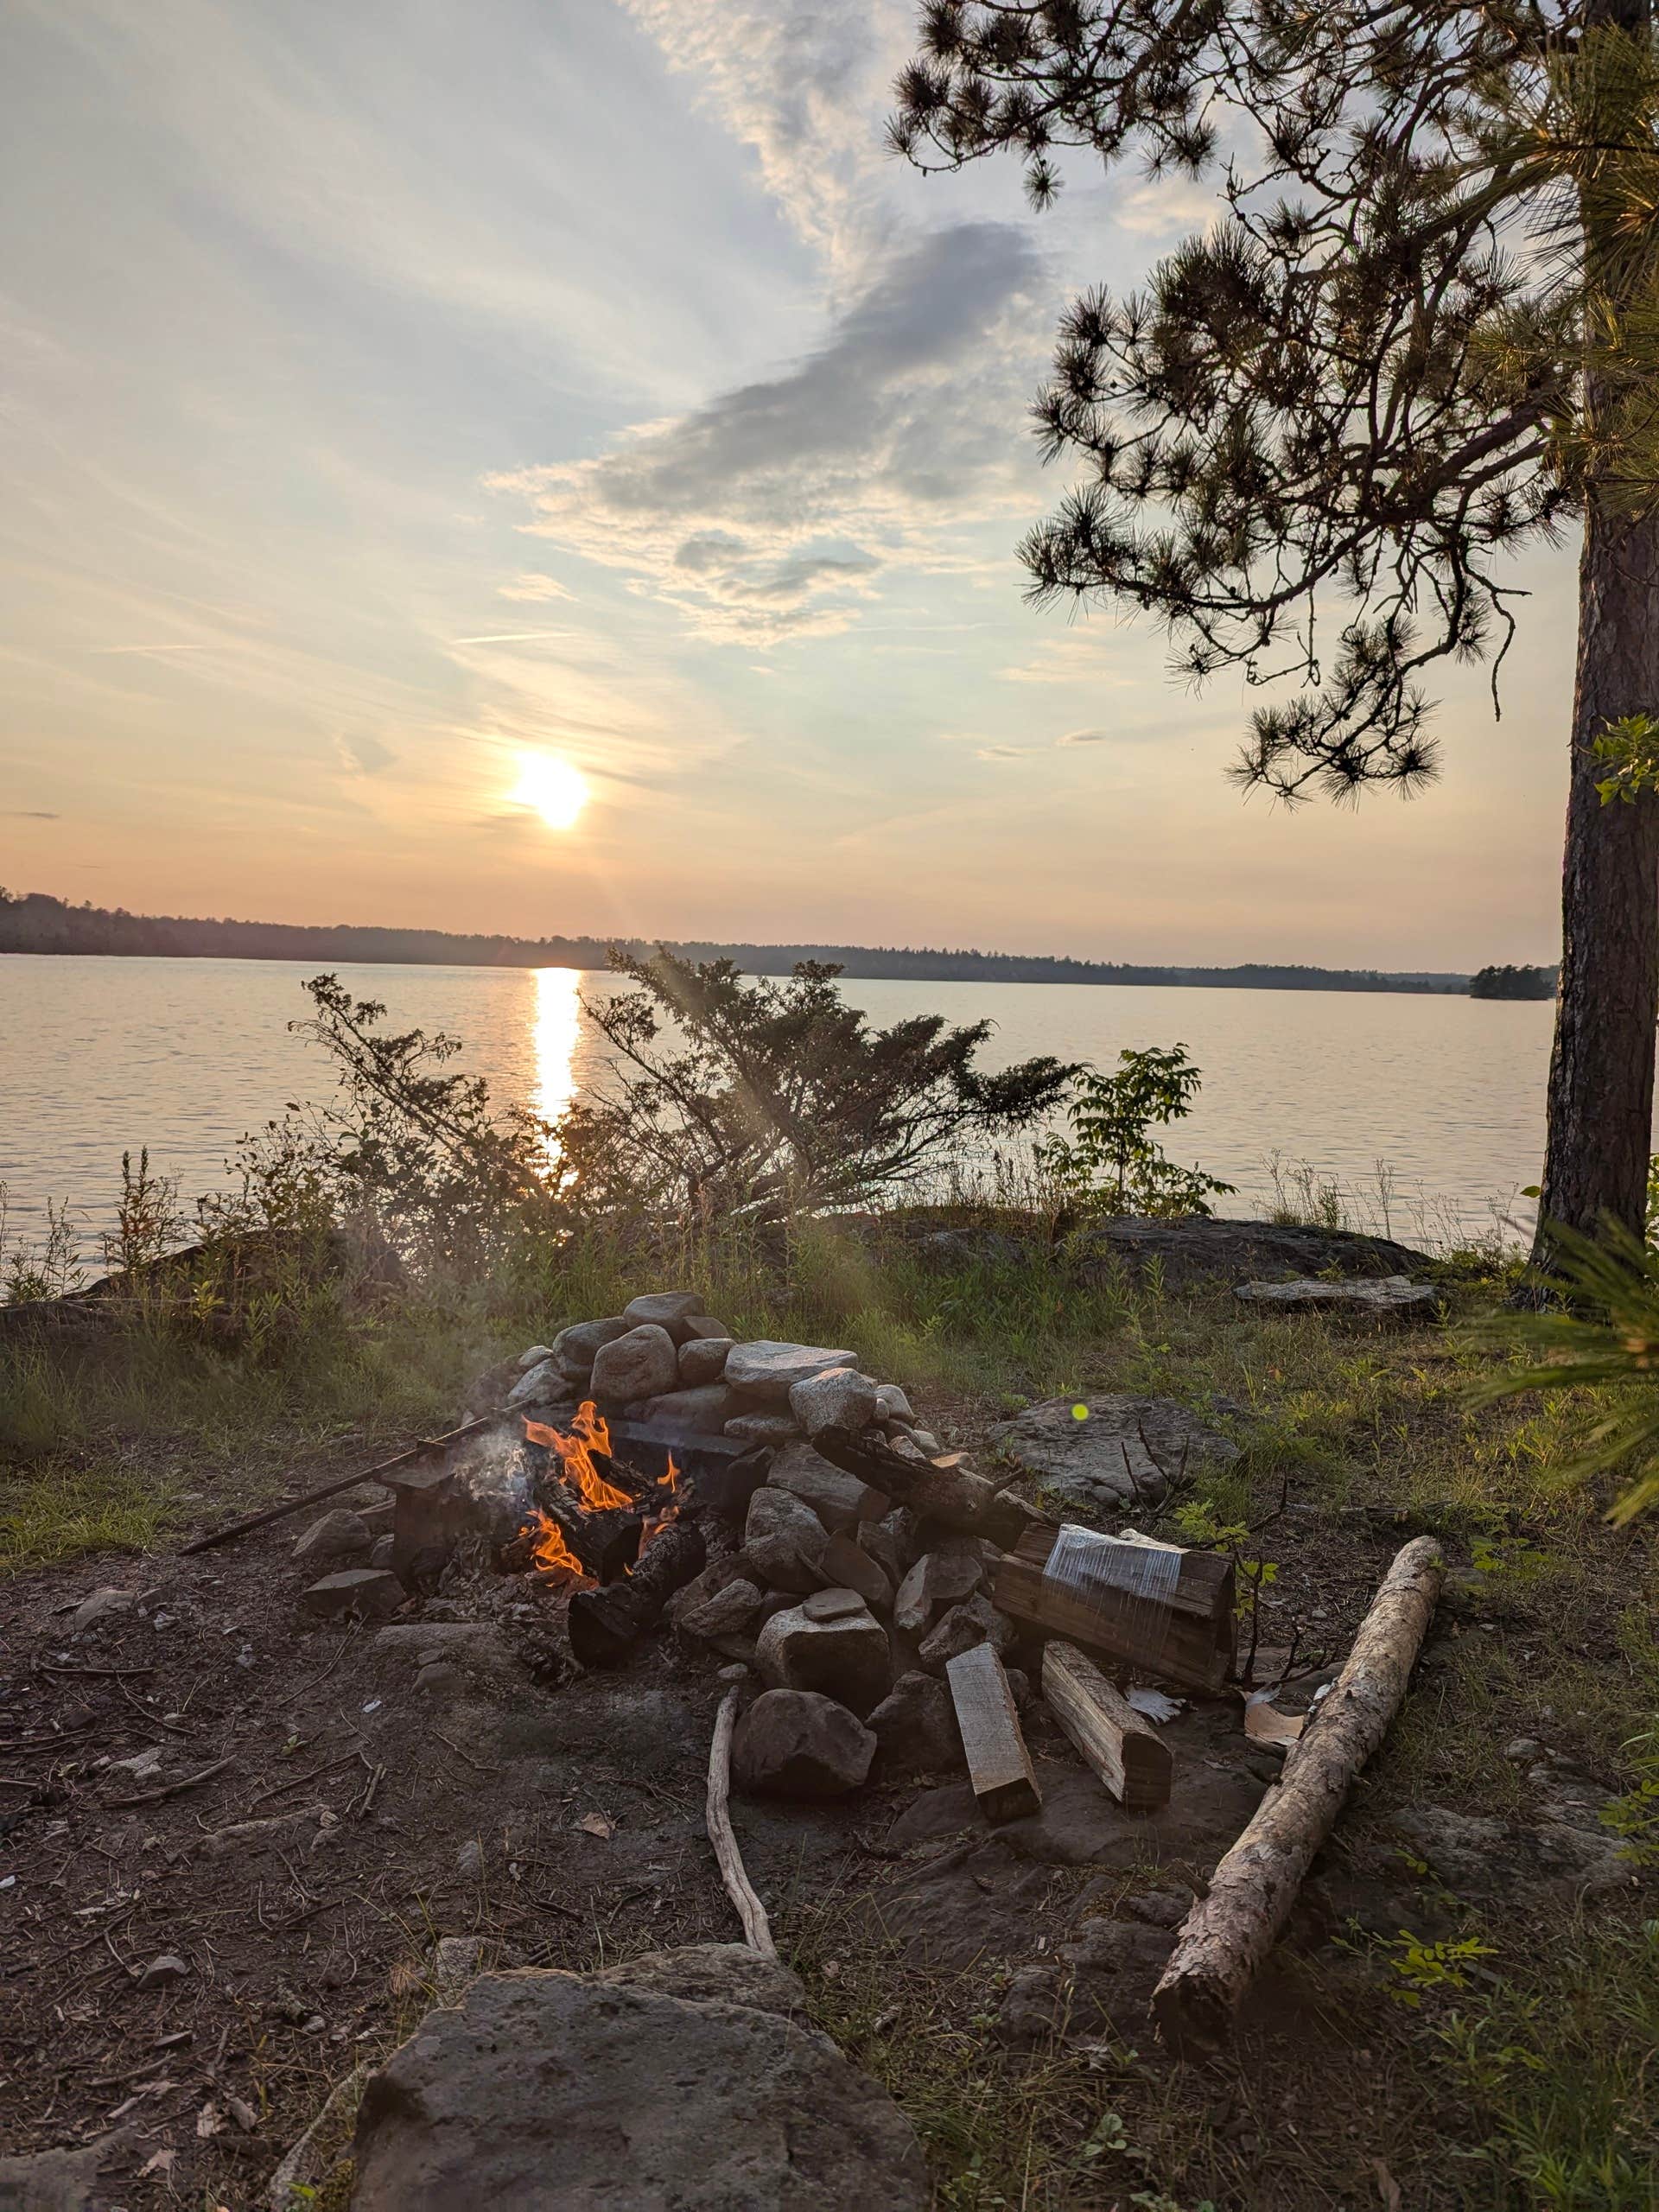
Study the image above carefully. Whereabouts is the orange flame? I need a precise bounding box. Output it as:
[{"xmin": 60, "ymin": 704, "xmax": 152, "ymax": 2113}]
[
  {"xmin": 524, "ymin": 1507, "xmax": 594, "ymax": 1587},
  {"xmin": 524, "ymin": 1401, "xmax": 632, "ymax": 1512},
  {"xmin": 639, "ymin": 1451, "xmax": 682, "ymax": 1554}
]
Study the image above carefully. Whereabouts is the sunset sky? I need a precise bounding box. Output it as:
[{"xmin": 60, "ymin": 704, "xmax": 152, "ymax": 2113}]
[{"xmin": 2, "ymin": 0, "xmax": 1575, "ymax": 969}]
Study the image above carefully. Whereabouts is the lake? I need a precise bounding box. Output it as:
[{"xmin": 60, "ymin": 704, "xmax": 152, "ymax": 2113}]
[{"xmin": 0, "ymin": 955, "xmax": 1556, "ymax": 1259}]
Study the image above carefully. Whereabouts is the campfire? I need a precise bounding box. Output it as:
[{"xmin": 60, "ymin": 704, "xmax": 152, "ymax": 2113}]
[{"xmin": 519, "ymin": 1402, "xmax": 683, "ymax": 1589}]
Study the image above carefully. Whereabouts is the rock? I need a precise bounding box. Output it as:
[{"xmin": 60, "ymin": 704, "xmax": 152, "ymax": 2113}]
[
  {"xmin": 893, "ymin": 1548, "xmax": 984, "ymax": 1636},
  {"xmin": 516, "ymin": 1344, "xmax": 556, "ymax": 1371},
  {"xmin": 756, "ymin": 1593, "xmax": 892, "ymax": 1715},
  {"xmin": 918, "ymin": 1594, "xmax": 1015, "ymax": 1674},
  {"xmin": 1233, "ymin": 1275, "xmax": 1445, "ymax": 1319},
  {"xmin": 370, "ymin": 1534, "xmax": 395, "ymax": 1570},
  {"xmin": 856, "ymin": 1517, "xmax": 906, "ymax": 1584},
  {"xmin": 1387, "ymin": 1805, "xmax": 1638, "ymax": 1902},
  {"xmin": 789, "ymin": 1366, "xmax": 880, "ymax": 1438},
  {"xmin": 637, "ymin": 1384, "xmax": 735, "ymax": 1433},
  {"xmin": 550, "ymin": 1316, "xmax": 631, "ymax": 1376},
  {"xmin": 1122, "ymin": 1890, "xmax": 1192, "ymax": 1929},
  {"xmin": 0, "ymin": 2140, "xmax": 115, "ymax": 2211},
  {"xmin": 904, "ymin": 1429, "xmax": 943, "ymax": 1458},
  {"xmin": 819, "ymin": 1532, "xmax": 893, "ymax": 1611},
  {"xmin": 770, "ymin": 1440, "xmax": 888, "ymax": 1534},
  {"xmin": 868, "ymin": 1671, "xmax": 961, "ymax": 1781},
  {"xmin": 69, "ymin": 1586, "xmax": 136, "ymax": 1634},
  {"xmin": 874, "ymin": 1383, "xmax": 916, "ymax": 1424},
  {"xmin": 137, "ymin": 1951, "xmax": 189, "ymax": 1988},
  {"xmin": 994, "ymin": 1962, "xmax": 1067, "ymax": 2047},
  {"xmin": 732, "ymin": 1689, "xmax": 878, "ymax": 1799},
  {"xmin": 431, "ymin": 1936, "xmax": 486, "ymax": 2005},
  {"xmin": 743, "ymin": 1486, "xmax": 830, "ymax": 1594},
  {"xmin": 505, "ymin": 1358, "xmax": 566, "ymax": 1410},
  {"xmin": 679, "ymin": 1578, "xmax": 766, "ymax": 1643},
  {"xmin": 589, "ymin": 1324, "xmax": 680, "ymax": 1404},
  {"xmin": 350, "ymin": 1950, "xmax": 925, "ymax": 2209},
  {"xmin": 623, "ymin": 1291, "xmax": 710, "ymax": 1342},
  {"xmin": 589, "ymin": 1942, "xmax": 803, "ymax": 2014},
  {"xmin": 988, "ymin": 1395, "xmax": 1237, "ymax": 1513},
  {"xmin": 725, "ymin": 1340, "xmax": 858, "ymax": 1404},
  {"xmin": 678, "ymin": 1337, "xmax": 735, "ymax": 1387},
  {"xmin": 1503, "ymin": 1737, "xmax": 1546, "ymax": 1763},
  {"xmin": 455, "ymin": 1839, "xmax": 483, "ymax": 1880},
  {"xmin": 359, "ymin": 1497, "xmax": 396, "ymax": 1532},
  {"xmin": 1073, "ymin": 1215, "xmax": 1433, "ymax": 1290},
  {"xmin": 300, "ymin": 1568, "xmax": 405, "ymax": 1622},
  {"xmin": 414, "ymin": 1662, "xmax": 465, "ymax": 1698},
  {"xmin": 292, "ymin": 1509, "xmax": 372, "ymax": 1565},
  {"xmin": 679, "ymin": 1314, "xmax": 733, "ymax": 1343},
  {"xmin": 725, "ymin": 1412, "xmax": 802, "ymax": 1446}
]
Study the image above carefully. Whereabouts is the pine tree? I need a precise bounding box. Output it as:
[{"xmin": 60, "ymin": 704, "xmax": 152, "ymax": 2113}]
[{"xmin": 892, "ymin": 0, "xmax": 1659, "ymax": 1255}]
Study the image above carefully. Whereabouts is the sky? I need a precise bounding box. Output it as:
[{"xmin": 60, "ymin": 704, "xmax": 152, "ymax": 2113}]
[{"xmin": 0, "ymin": 0, "xmax": 1577, "ymax": 969}]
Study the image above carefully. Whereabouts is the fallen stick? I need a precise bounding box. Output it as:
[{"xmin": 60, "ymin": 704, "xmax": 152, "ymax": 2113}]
[
  {"xmin": 1151, "ymin": 1535, "xmax": 1443, "ymax": 2056},
  {"xmin": 812, "ymin": 1424, "xmax": 1049, "ymax": 1549},
  {"xmin": 706, "ymin": 1689, "xmax": 775, "ymax": 1957},
  {"xmin": 101, "ymin": 1756, "xmax": 235, "ymax": 1809},
  {"xmin": 177, "ymin": 1414, "xmax": 495, "ymax": 1555}
]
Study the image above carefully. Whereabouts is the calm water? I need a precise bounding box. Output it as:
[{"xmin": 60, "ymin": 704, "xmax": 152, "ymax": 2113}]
[{"xmin": 0, "ymin": 955, "xmax": 1557, "ymax": 1255}]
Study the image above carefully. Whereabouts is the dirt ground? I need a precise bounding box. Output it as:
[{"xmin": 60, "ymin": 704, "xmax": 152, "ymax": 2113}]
[{"xmin": 1, "ymin": 1390, "xmax": 1649, "ymax": 2210}]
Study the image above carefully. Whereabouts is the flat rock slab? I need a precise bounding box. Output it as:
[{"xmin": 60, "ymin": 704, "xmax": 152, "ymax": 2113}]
[
  {"xmin": 988, "ymin": 1394, "xmax": 1238, "ymax": 1513},
  {"xmin": 1076, "ymin": 1216, "xmax": 1432, "ymax": 1288},
  {"xmin": 0, "ymin": 2139, "xmax": 117, "ymax": 2211},
  {"xmin": 350, "ymin": 1951, "xmax": 927, "ymax": 2209},
  {"xmin": 300, "ymin": 1567, "xmax": 404, "ymax": 1621},
  {"xmin": 725, "ymin": 1340, "xmax": 857, "ymax": 1402},
  {"xmin": 1234, "ymin": 1274, "xmax": 1445, "ymax": 1319}
]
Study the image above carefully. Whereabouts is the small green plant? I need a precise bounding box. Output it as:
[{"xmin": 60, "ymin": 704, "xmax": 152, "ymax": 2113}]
[
  {"xmin": 1039, "ymin": 1046, "xmax": 1233, "ymax": 1218},
  {"xmin": 0, "ymin": 1185, "xmax": 86, "ymax": 1306},
  {"xmin": 1591, "ymin": 713, "xmax": 1659, "ymax": 805},
  {"xmin": 1599, "ymin": 1725, "xmax": 1659, "ymax": 1865},
  {"xmin": 1379, "ymin": 1929, "xmax": 1497, "ymax": 2009}
]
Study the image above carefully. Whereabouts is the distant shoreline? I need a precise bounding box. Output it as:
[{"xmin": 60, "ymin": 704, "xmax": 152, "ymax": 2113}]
[{"xmin": 0, "ymin": 890, "xmax": 1473, "ymax": 995}]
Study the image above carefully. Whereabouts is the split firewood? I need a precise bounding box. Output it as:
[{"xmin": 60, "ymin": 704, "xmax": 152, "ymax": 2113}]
[
  {"xmin": 566, "ymin": 1521, "xmax": 707, "ymax": 1668},
  {"xmin": 992, "ymin": 1526, "xmax": 1235, "ymax": 1694},
  {"xmin": 1042, "ymin": 1641, "xmax": 1173, "ymax": 1811},
  {"xmin": 705, "ymin": 1688, "xmax": 775, "ymax": 1956},
  {"xmin": 812, "ymin": 1424, "xmax": 1048, "ymax": 1549},
  {"xmin": 946, "ymin": 1642, "xmax": 1041, "ymax": 1822},
  {"xmin": 1151, "ymin": 1535, "xmax": 1444, "ymax": 2056}
]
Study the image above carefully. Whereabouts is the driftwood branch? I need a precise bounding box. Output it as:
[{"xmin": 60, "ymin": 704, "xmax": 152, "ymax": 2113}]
[
  {"xmin": 706, "ymin": 1689, "xmax": 775, "ymax": 1956},
  {"xmin": 1151, "ymin": 1535, "xmax": 1444, "ymax": 2055}
]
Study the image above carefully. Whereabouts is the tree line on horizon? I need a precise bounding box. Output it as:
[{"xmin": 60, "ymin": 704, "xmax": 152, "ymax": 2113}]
[{"xmin": 0, "ymin": 888, "xmax": 1471, "ymax": 994}]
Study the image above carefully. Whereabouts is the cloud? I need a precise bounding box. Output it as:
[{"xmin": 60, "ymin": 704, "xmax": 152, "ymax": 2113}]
[
  {"xmin": 336, "ymin": 734, "xmax": 396, "ymax": 777},
  {"xmin": 975, "ymin": 745, "xmax": 1027, "ymax": 760},
  {"xmin": 498, "ymin": 222, "xmax": 1049, "ymax": 639},
  {"xmin": 1057, "ymin": 727, "xmax": 1109, "ymax": 745},
  {"xmin": 498, "ymin": 573, "xmax": 574, "ymax": 603},
  {"xmin": 5, "ymin": 809, "xmax": 60, "ymax": 819},
  {"xmin": 1112, "ymin": 174, "xmax": 1224, "ymax": 238}
]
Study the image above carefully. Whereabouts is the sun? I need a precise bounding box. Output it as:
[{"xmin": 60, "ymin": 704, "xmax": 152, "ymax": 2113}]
[{"xmin": 511, "ymin": 753, "xmax": 589, "ymax": 830}]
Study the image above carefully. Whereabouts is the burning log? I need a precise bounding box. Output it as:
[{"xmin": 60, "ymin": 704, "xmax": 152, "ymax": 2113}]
[
  {"xmin": 1151, "ymin": 1537, "xmax": 1444, "ymax": 2055},
  {"xmin": 991, "ymin": 1525, "xmax": 1235, "ymax": 1694},
  {"xmin": 567, "ymin": 1521, "xmax": 708, "ymax": 1668},
  {"xmin": 526, "ymin": 1490, "xmax": 642, "ymax": 1586},
  {"xmin": 811, "ymin": 1425, "xmax": 1049, "ymax": 1549}
]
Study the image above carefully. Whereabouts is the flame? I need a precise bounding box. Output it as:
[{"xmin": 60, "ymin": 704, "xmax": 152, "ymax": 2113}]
[
  {"xmin": 637, "ymin": 1452, "xmax": 683, "ymax": 1558},
  {"xmin": 524, "ymin": 1507, "xmax": 595, "ymax": 1587},
  {"xmin": 524, "ymin": 1401, "xmax": 632, "ymax": 1512}
]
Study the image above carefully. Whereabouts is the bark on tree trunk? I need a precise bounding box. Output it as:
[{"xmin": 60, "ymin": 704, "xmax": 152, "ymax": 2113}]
[{"xmin": 1535, "ymin": 499, "xmax": 1659, "ymax": 1261}]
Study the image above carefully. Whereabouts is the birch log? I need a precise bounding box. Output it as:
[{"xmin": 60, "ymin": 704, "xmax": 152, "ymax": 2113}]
[{"xmin": 1151, "ymin": 1535, "xmax": 1443, "ymax": 2056}]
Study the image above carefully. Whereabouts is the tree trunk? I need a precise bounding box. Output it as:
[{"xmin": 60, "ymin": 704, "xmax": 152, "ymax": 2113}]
[{"xmin": 1534, "ymin": 462, "xmax": 1659, "ymax": 1262}]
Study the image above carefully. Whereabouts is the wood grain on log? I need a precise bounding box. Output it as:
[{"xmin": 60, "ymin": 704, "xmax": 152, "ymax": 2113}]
[
  {"xmin": 992, "ymin": 1529, "xmax": 1234, "ymax": 1693},
  {"xmin": 812, "ymin": 1425, "xmax": 1047, "ymax": 1548},
  {"xmin": 946, "ymin": 1643, "xmax": 1041, "ymax": 1823},
  {"xmin": 1042, "ymin": 1641, "xmax": 1172, "ymax": 1811},
  {"xmin": 1151, "ymin": 1535, "xmax": 1443, "ymax": 2056}
]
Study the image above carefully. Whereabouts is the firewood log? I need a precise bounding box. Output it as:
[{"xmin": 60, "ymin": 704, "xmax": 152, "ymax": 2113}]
[
  {"xmin": 991, "ymin": 1526, "xmax": 1235, "ymax": 1693},
  {"xmin": 1151, "ymin": 1536, "xmax": 1444, "ymax": 2056},
  {"xmin": 1042, "ymin": 1640, "xmax": 1172, "ymax": 1810},
  {"xmin": 812, "ymin": 1425, "xmax": 1048, "ymax": 1548},
  {"xmin": 567, "ymin": 1521, "xmax": 708, "ymax": 1668}
]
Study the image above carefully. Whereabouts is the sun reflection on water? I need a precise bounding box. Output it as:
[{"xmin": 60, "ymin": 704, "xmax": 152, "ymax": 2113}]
[{"xmin": 532, "ymin": 967, "xmax": 582, "ymax": 1154}]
